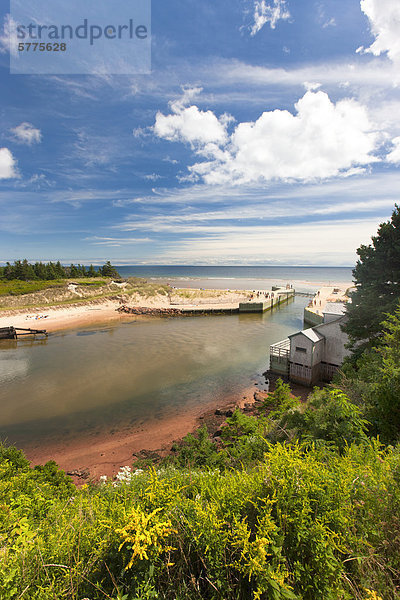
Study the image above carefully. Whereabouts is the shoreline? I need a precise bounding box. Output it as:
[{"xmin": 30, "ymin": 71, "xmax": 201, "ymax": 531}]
[
  {"xmin": 0, "ymin": 279, "xmax": 352, "ymax": 334},
  {"xmin": 0, "ymin": 288, "xmax": 254, "ymax": 333},
  {"xmin": 20, "ymin": 382, "xmax": 262, "ymax": 483},
  {"xmin": 0, "ymin": 280, "xmax": 351, "ymax": 483}
]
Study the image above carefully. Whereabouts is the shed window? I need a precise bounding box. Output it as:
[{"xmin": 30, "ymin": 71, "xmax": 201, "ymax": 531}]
[{"xmin": 295, "ymin": 346, "xmax": 307, "ymax": 353}]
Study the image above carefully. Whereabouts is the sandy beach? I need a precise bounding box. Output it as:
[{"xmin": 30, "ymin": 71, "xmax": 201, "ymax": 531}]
[
  {"xmin": 0, "ymin": 288, "xmax": 254, "ymax": 333},
  {"xmin": 22, "ymin": 383, "xmax": 261, "ymax": 483},
  {"xmin": 0, "ymin": 278, "xmax": 353, "ymax": 334},
  {"xmin": 0, "ymin": 281, "xmax": 351, "ymax": 483},
  {"xmin": 0, "ymin": 287, "xmax": 262, "ymax": 480}
]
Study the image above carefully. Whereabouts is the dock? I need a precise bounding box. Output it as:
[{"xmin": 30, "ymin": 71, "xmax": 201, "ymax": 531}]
[
  {"xmin": 117, "ymin": 287, "xmax": 295, "ymax": 318},
  {"xmin": 239, "ymin": 287, "xmax": 295, "ymax": 313},
  {"xmin": 0, "ymin": 326, "xmax": 48, "ymax": 340},
  {"xmin": 303, "ymin": 286, "xmax": 350, "ymax": 326}
]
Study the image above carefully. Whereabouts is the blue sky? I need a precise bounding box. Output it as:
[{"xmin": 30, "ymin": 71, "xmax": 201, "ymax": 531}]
[{"xmin": 0, "ymin": 0, "xmax": 400, "ymax": 266}]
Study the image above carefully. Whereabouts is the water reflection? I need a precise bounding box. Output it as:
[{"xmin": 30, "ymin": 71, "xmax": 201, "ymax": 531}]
[{"xmin": 0, "ymin": 297, "xmax": 307, "ymax": 447}]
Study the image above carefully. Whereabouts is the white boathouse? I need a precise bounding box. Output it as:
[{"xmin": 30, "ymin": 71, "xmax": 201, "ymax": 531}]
[{"xmin": 269, "ymin": 303, "xmax": 350, "ymax": 386}]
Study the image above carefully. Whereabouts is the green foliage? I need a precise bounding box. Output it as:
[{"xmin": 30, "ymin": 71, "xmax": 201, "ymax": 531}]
[
  {"xmin": 344, "ymin": 205, "xmax": 400, "ymax": 350},
  {"xmin": 288, "ymin": 388, "xmax": 369, "ymax": 452},
  {"xmin": 0, "ymin": 259, "xmax": 119, "ymax": 282},
  {"xmin": 262, "ymin": 378, "xmax": 301, "ymax": 418},
  {"xmin": 0, "ymin": 278, "xmax": 65, "ymax": 296},
  {"xmin": 365, "ymin": 305, "xmax": 400, "ymax": 443},
  {"xmin": 168, "ymin": 426, "xmax": 223, "ymax": 468},
  {"xmin": 222, "ymin": 409, "xmax": 259, "ymax": 442},
  {"xmin": 336, "ymin": 302, "xmax": 400, "ymax": 444},
  {"xmin": 99, "ymin": 260, "xmax": 120, "ymax": 278},
  {"xmin": 1, "ymin": 443, "xmax": 399, "ymax": 599}
]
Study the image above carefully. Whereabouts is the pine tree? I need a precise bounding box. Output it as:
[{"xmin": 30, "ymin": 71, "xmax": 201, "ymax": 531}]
[
  {"xmin": 69, "ymin": 264, "xmax": 79, "ymax": 278},
  {"xmin": 46, "ymin": 262, "xmax": 57, "ymax": 280},
  {"xmin": 99, "ymin": 261, "xmax": 120, "ymax": 278},
  {"xmin": 55, "ymin": 261, "xmax": 65, "ymax": 278},
  {"xmin": 344, "ymin": 205, "xmax": 400, "ymax": 349},
  {"xmin": 87, "ymin": 264, "xmax": 97, "ymax": 277},
  {"xmin": 3, "ymin": 262, "xmax": 13, "ymax": 280}
]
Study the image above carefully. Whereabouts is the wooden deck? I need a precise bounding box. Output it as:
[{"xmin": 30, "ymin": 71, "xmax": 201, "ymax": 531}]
[{"xmin": 0, "ymin": 326, "xmax": 48, "ymax": 340}]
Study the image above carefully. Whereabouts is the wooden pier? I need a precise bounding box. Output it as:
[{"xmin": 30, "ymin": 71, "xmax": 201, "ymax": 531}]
[
  {"xmin": 117, "ymin": 288, "xmax": 295, "ymax": 318},
  {"xmin": 0, "ymin": 326, "xmax": 48, "ymax": 340},
  {"xmin": 239, "ymin": 288, "xmax": 295, "ymax": 313}
]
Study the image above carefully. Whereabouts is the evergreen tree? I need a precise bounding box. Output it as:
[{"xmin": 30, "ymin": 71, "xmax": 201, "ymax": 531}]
[
  {"xmin": 46, "ymin": 262, "xmax": 57, "ymax": 280},
  {"xmin": 87, "ymin": 264, "xmax": 97, "ymax": 277},
  {"xmin": 55, "ymin": 261, "xmax": 65, "ymax": 278},
  {"xmin": 69, "ymin": 264, "xmax": 79, "ymax": 278},
  {"xmin": 21, "ymin": 259, "xmax": 36, "ymax": 280},
  {"xmin": 344, "ymin": 205, "xmax": 400, "ymax": 349},
  {"xmin": 3, "ymin": 262, "xmax": 13, "ymax": 280},
  {"xmin": 366, "ymin": 304, "xmax": 400, "ymax": 443},
  {"xmin": 99, "ymin": 261, "xmax": 120, "ymax": 278},
  {"xmin": 34, "ymin": 261, "xmax": 47, "ymax": 280}
]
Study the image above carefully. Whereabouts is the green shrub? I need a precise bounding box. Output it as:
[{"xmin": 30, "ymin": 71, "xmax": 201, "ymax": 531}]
[
  {"xmin": 287, "ymin": 388, "xmax": 369, "ymax": 452},
  {"xmin": 1, "ymin": 442, "xmax": 399, "ymax": 599}
]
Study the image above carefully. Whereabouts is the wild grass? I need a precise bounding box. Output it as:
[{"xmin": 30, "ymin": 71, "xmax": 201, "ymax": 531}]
[
  {"xmin": 0, "ymin": 278, "xmax": 172, "ymax": 311},
  {"xmin": 0, "ymin": 279, "xmax": 65, "ymax": 297},
  {"xmin": 1, "ymin": 440, "xmax": 398, "ymax": 600}
]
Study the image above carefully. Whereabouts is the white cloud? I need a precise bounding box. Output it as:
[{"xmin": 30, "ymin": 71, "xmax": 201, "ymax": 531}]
[
  {"xmin": 211, "ymin": 58, "xmax": 399, "ymax": 89},
  {"xmin": 316, "ymin": 3, "xmax": 336, "ymax": 29},
  {"xmin": 163, "ymin": 156, "xmax": 179, "ymax": 164},
  {"xmin": 0, "ymin": 14, "xmax": 19, "ymax": 56},
  {"xmin": 85, "ymin": 236, "xmax": 152, "ymax": 246},
  {"xmin": 152, "ymin": 218, "xmax": 381, "ymax": 266},
  {"xmin": 250, "ymin": 0, "xmax": 291, "ymax": 36},
  {"xmin": 154, "ymin": 87, "xmax": 231, "ymax": 148},
  {"xmin": 0, "ymin": 148, "xmax": 18, "ymax": 179},
  {"xmin": 11, "ymin": 123, "xmax": 42, "ymax": 145},
  {"xmin": 387, "ymin": 137, "xmax": 400, "ymax": 163},
  {"xmin": 114, "ymin": 196, "xmax": 398, "ymax": 235},
  {"xmin": 143, "ymin": 173, "xmax": 163, "ymax": 181},
  {"xmin": 358, "ymin": 0, "xmax": 400, "ymax": 65},
  {"xmin": 156, "ymin": 89, "xmax": 381, "ymax": 185}
]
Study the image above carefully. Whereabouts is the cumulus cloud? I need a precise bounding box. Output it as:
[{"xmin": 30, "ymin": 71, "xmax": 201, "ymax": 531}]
[
  {"xmin": 11, "ymin": 122, "xmax": 42, "ymax": 145},
  {"xmin": 358, "ymin": 0, "xmax": 400, "ymax": 64},
  {"xmin": 387, "ymin": 137, "xmax": 400, "ymax": 164},
  {"xmin": 155, "ymin": 88, "xmax": 381, "ymax": 185},
  {"xmin": 0, "ymin": 148, "xmax": 18, "ymax": 179},
  {"xmin": 250, "ymin": 0, "xmax": 291, "ymax": 36},
  {"xmin": 154, "ymin": 86, "xmax": 232, "ymax": 149}
]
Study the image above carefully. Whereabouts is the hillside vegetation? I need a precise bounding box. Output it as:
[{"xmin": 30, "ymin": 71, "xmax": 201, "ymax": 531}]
[
  {"xmin": 2, "ymin": 209, "xmax": 400, "ymax": 599},
  {"xmin": 0, "ymin": 277, "xmax": 172, "ymax": 311}
]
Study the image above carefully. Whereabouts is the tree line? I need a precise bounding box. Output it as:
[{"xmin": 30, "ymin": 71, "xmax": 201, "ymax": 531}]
[
  {"xmin": 2, "ymin": 207, "xmax": 400, "ymax": 599},
  {"xmin": 0, "ymin": 259, "xmax": 120, "ymax": 281}
]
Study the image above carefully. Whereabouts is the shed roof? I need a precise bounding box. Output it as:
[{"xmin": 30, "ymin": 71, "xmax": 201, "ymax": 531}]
[
  {"xmin": 323, "ymin": 302, "xmax": 346, "ymax": 316},
  {"xmin": 289, "ymin": 328, "xmax": 324, "ymax": 343}
]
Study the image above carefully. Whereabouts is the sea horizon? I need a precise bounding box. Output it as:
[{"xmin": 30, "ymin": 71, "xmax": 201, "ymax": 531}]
[{"xmin": 117, "ymin": 265, "xmax": 354, "ymax": 291}]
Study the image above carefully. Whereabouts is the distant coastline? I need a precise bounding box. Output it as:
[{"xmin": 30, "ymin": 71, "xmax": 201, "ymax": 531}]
[{"xmin": 0, "ymin": 270, "xmax": 353, "ymax": 480}]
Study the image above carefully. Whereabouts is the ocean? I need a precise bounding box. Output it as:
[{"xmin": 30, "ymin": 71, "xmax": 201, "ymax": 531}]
[{"xmin": 117, "ymin": 265, "xmax": 354, "ymax": 293}]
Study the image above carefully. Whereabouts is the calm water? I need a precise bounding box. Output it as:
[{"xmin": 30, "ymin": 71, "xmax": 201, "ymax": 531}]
[
  {"xmin": 0, "ymin": 296, "xmax": 308, "ymax": 449},
  {"xmin": 117, "ymin": 265, "xmax": 353, "ymax": 293}
]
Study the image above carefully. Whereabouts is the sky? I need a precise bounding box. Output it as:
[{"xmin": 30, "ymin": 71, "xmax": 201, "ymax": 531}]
[{"xmin": 0, "ymin": 0, "xmax": 400, "ymax": 266}]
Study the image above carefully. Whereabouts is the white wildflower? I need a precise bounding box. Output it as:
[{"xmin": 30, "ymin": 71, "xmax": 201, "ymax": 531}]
[{"xmin": 112, "ymin": 466, "xmax": 144, "ymax": 486}]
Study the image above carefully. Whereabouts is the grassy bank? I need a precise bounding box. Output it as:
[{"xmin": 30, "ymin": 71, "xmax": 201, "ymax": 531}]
[
  {"xmin": 0, "ymin": 277, "xmax": 171, "ymax": 311},
  {"xmin": 1, "ymin": 382, "xmax": 400, "ymax": 599},
  {"xmin": 1, "ymin": 438, "xmax": 397, "ymax": 600},
  {"xmin": 0, "ymin": 278, "xmax": 248, "ymax": 312}
]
